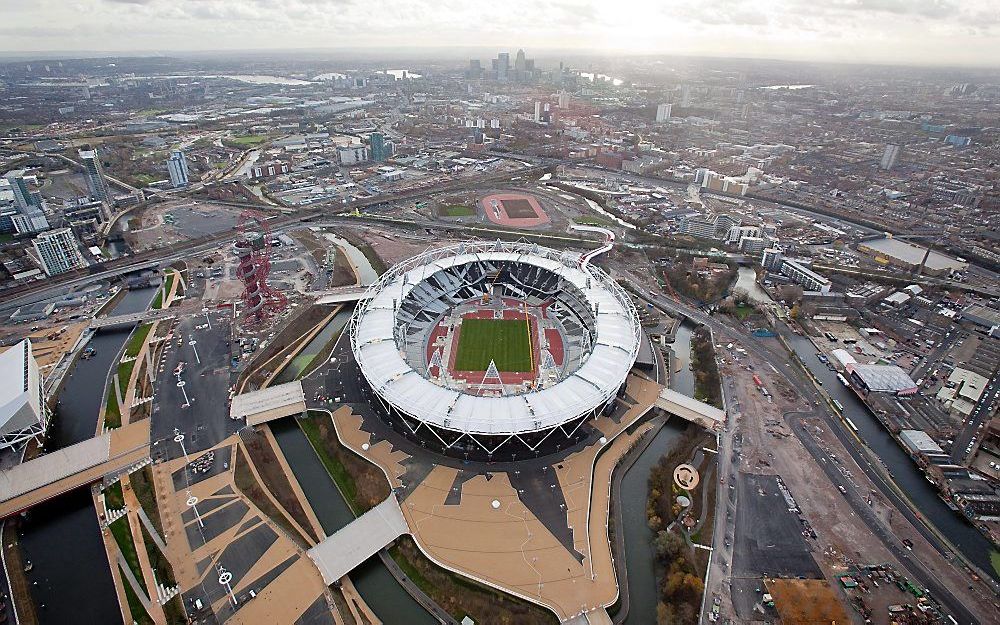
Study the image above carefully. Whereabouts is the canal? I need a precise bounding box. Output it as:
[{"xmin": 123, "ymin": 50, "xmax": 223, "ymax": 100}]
[
  {"xmin": 270, "ymin": 419, "xmax": 439, "ymax": 625},
  {"xmin": 18, "ymin": 286, "xmax": 156, "ymax": 625},
  {"xmin": 273, "ymin": 308, "xmax": 352, "ymax": 385},
  {"xmin": 618, "ymin": 317, "xmax": 696, "ymax": 624},
  {"xmin": 784, "ymin": 331, "xmax": 1000, "ymax": 580}
]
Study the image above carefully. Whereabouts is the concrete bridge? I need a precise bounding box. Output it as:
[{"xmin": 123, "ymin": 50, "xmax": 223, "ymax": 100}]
[
  {"xmin": 0, "ymin": 421, "xmax": 150, "ymax": 518},
  {"xmin": 654, "ymin": 386, "xmax": 726, "ymax": 430},
  {"xmin": 91, "ymin": 306, "xmax": 178, "ymax": 329},
  {"xmin": 313, "ymin": 285, "xmax": 372, "ymax": 305},
  {"xmin": 306, "ymin": 495, "xmax": 408, "ymax": 584}
]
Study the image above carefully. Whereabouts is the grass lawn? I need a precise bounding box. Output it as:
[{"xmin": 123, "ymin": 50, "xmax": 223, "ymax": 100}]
[
  {"xmin": 454, "ymin": 318, "xmax": 533, "ymax": 372},
  {"xmin": 118, "ymin": 564, "xmax": 153, "ymax": 625},
  {"xmin": 440, "ymin": 204, "xmax": 475, "ymax": 217},
  {"xmin": 105, "ymin": 480, "xmax": 125, "ymax": 510},
  {"xmin": 105, "ymin": 385, "xmax": 122, "ymax": 429},
  {"xmin": 573, "ymin": 216, "xmax": 612, "ymax": 226},
  {"xmin": 229, "ymin": 134, "xmax": 267, "ymax": 146},
  {"xmin": 733, "ymin": 304, "xmax": 754, "ymax": 320},
  {"xmin": 110, "ymin": 517, "xmax": 147, "ymax": 599}
]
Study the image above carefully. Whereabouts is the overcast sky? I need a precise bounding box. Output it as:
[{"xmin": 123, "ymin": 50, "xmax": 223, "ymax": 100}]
[{"xmin": 2, "ymin": 0, "xmax": 999, "ymax": 67}]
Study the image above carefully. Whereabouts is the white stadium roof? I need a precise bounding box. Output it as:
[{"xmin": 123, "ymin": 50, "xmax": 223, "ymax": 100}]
[{"xmin": 350, "ymin": 243, "xmax": 640, "ymax": 436}]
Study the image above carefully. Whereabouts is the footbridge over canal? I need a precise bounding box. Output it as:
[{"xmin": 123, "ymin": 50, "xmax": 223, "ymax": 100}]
[
  {"xmin": 654, "ymin": 386, "xmax": 726, "ymax": 430},
  {"xmin": 0, "ymin": 420, "xmax": 151, "ymax": 518},
  {"xmin": 91, "ymin": 306, "xmax": 178, "ymax": 329},
  {"xmin": 307, "ymin": 494, "xmax": 408, "ymax": 585}
]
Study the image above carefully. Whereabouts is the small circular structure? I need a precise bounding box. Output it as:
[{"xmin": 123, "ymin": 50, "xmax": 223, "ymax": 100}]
[
  {"xmin": 673, "ymin": 463, "xmax": 700, "ymax": 490},
  {"xmin": 350, "ymin": 241, "xmax": 641, "ymax": 461},
  {"xmin": 491, "ymin": 499, "xmax": 501, "ymax": 509}
]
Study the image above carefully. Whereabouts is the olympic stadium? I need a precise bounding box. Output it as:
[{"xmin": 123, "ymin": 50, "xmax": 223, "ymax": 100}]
[{"xmin": 349, "ymin": 240, "xmax": 641, "ymax": 461}]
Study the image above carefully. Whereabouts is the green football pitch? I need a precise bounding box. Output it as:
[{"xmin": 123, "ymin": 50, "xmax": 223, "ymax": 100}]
[{"xmin": 453, "ymin": 318, "xmax": 533, "ymax": 372}]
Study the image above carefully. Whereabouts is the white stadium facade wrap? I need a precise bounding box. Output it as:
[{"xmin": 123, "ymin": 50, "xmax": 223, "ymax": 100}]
[{"xmin": 349, "ymin": 241, "xmax": 641, "ymax": 460}]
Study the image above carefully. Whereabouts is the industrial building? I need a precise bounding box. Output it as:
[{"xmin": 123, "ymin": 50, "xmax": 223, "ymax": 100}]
[{"xmin": 856, "ymin": 238, "xmax": 968, "ymax": 277}]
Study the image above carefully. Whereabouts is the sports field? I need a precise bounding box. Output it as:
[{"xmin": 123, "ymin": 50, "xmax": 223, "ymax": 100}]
[{"xmin": 453, "ymin": 318, "xmax": 533, "ymax": 372}]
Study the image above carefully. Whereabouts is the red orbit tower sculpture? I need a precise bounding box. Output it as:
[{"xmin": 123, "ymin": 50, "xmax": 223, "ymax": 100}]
[{"xmin": 234, "ymin": 209, "xmax": 287, "ymax": 326}]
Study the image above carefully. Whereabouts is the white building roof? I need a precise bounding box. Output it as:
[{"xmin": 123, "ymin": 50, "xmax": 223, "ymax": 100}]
[
  {"xmin": 351, "ymin": 244, "xmax": 640, "ymax": 435},
  {"xmin": 851, "ymin": 364, "xmax": 917, "ymax": 393},
  {"xmin": 0, "ymin": 340, "xmax": 43, "ymax": 437}
]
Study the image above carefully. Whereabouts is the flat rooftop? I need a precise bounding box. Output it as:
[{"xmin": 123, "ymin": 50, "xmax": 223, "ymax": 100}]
[{"xmin": 859, "ymin": 238, "xmax": 967, "ymax": 271}]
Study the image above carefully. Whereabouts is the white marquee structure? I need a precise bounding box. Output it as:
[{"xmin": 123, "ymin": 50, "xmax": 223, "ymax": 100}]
[{"xmin": 350, "ymin": 241, "xmax": 641, "ymax": 459}]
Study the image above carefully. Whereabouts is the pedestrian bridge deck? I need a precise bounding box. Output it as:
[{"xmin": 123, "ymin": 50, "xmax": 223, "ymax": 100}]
[
  {"xmin": 654, "ymin": 386, "xmax": 726, "ymax": 429},
  {"xmin": 0, "ymin": 420, "xmax": 150, "ymax": 517},
  {"xmin": 306, "ymin": 494, "xmax": 408, "ymax": 585}
]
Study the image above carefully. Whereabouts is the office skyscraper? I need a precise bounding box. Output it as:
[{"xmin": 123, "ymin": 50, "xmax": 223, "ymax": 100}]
[
  {"xmin": 32, "ymin": 227, "xmax": 86, "ymax": 276},
  {"xmin": 680, "ymin": 85, "xmax": 692, "ymax": 107},
  {"xmin": 369, "ymin": 132, "xmax": 391, "ymax": 162},
  {"xmin": 880, "ymin": 144, "xmax": 901, "ymax": 171},
  {"xmin": 166, "ymin": 150, "xmax": 189, "ymax": 188},
  {"xmin": 78, "ymin": 146, "xmax": 111, "ymax": 203},
  {"xmin": 496, "ymin": 52, "xmax": 510, "ymax": 81},
  {"xmin": 533, "ymin": 101, "xmax": 542, "ymax": 123},
  {"xmin": 656, "ymin": 103, "xmax": 672, "ymax": 122}
]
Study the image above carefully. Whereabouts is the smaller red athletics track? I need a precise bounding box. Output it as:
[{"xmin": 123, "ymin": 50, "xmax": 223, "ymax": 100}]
[{"xmin": 479, "ymin": 192, "xmax": 550, "ymax": 227}]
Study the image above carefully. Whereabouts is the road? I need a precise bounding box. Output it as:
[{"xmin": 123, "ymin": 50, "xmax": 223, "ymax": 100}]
[
  {"xmin": 952, "ymin": 369, "xmax": 1000, "ymax": 464},
  {"xmin": 787, "ymin": 410, "xmax": 980, "ymax": 625},
  {"xmin": 616, "ymin": 269, "xmax": 995, "ymax": 625},
  {"xmin": 0, "ymin": 162, "xmax": 554, "ymax": 314}
]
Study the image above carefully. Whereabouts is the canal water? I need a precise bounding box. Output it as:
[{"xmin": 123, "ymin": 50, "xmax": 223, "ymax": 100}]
[
  {"xmin": 618, "ymin": 421, "xmax": 687, "ymax": 625},
  {"xmin": 322, "ymin": 233, "xmax": 380, "ymax": 285},
  {"xmin": 270, "ymin": 419, "xmax": 439, "ymax": 625},
  {"xmin": 784, "ymin": 331, "xmax": 1000, "ymax": 579},
  {"xmin": 733, "ymin": 266, "xmax": 774, "ymax": 306},
  {"xmin": 618, "ymin": 318, "xmax": 697, "ymax": 624},
  {"xmin": 670, "ymin": 320, "xmax": 696, "ymax": 396},
  {"xmin": 18, "ymin": 286, "xmax": 156, "ymax": 625},
  {"xmin": 273, "ymin": 308, "xmax": 352, "ymax": 385}
]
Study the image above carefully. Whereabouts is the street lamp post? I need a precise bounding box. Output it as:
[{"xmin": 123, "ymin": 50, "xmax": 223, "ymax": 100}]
[
  {"xmin": 173, "ymin": 431, "xmax": 190, "ymax": 463},
  {"xmin": 189, "ymin": 340, "xmax": 200, "ymax": 364},
  {"xmin": 177, "ymin": 380, "xmax": 190, "ymax": 407},
  {"xmin": 187, "ymin": 493, "xmax": 204, "ymax": 528},
  {"xmin": 218, "ymin": 566, "xmax": 237, "ymax": 607}
]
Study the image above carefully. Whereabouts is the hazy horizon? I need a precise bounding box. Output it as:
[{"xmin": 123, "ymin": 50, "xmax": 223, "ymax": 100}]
[{"xmin": 2, "ymin": 0, "xmax": 999, "ymax": 69}]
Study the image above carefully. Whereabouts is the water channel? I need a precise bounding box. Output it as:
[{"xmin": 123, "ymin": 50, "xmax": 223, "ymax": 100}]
[
  {"xmin": 272, "ymin": 308, "xmax": 352, "ymax": 385},
  {"xmin": 322, "ymin": 233, "xmax": 381, "ymax": 285},
  {"xmin": 784, "ymin": 331, "xmax": 1000, "ymax": 580},
  {"xmin": 270, "ymin": 419, "xmax": 440, "ymax": 625},
  {"xmin": 19, "ymin": 286, "xmax": 156, "ymax": 625},
  {"xmin": 618, "ymin": 318, "xmax": 696, "ymax": 625},
  {"xmin": 733, "ymin": 266, "xmax": 774, "ymax": 305}
]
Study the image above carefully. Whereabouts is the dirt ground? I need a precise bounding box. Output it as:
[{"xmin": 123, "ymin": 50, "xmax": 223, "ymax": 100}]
[{"xmin": 719, "ymin": 341, "xmax": 997, "ymax": 625}]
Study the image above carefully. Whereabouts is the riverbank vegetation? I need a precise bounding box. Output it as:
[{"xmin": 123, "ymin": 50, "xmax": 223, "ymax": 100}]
[
  {"xmin": 646, "ymin": 424, "xmax": 714, "ymax": 625},
  {"xmin": 691, "ymin": 327, "xmax": 723, "ymax": 408},
  {"xmin": 663, "ymin": 262, "xmax": 737, "ymax": 304},
  {"xmin": 299, "ymin": 411, "xmax": 389, "ymax": 514},
  {"xmin": 389, "ymin": 536, "xmax": 558, "ymax": 625}
]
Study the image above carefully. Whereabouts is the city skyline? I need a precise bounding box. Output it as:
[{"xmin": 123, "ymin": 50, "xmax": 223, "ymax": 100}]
[{"xmin": 2, "ymin": 0, "xmax": 1000, "ymax": 68}]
